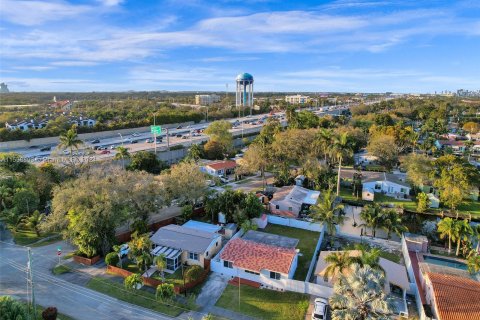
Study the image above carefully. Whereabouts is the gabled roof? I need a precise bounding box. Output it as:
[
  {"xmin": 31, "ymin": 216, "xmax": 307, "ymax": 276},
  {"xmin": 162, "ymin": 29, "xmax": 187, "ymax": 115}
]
[
  {"xmin": 150, "ymin": 224, "xmax": 220, "ymax": 254},
  {"xmin": 427, "ymin": 273, "xmax": 480, "ymax": 320},
  {"xmin": 220, "ymin": 238, "xmax": 297, "ymax": 274},
  {"xmin": 362, "ymin": 172, "xmax": 410, "ymax": 188}
]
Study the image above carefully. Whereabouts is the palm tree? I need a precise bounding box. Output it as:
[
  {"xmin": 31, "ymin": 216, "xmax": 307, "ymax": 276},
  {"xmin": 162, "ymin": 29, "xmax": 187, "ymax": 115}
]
[
  {"xmin": 115, "ymin": 146, "xmax": 130, "ymax": 169},
  {"xmin": 381, "ymin": 209, "xmax": 408, "ymax": 240},
  {"xmin": 360, "ymin": 204, "xmax": 384, "ymax": 238},
  {"xmin": 455, "ymin": 219, "xmax": 473, "ymax": 257},
  {"xmin": 437, "ymin": 217, "xmax": 458, "ymax": 254},
  {"xmin": 21, "ymin": 210, "xmax": 44, "ymax": 236},
  {"xmin": 136, "ymin": 251, "xmax": 153, "ymax": 275},
  {"xmin": 58, "ymin": 125, "xmax": 83, "ymax": 156},
  {"xmin": 473, "ymin": 224, "xmax": 480, "ymax": 253},
  {"xmin": 330, "ymin": 132, "xmax": 353, "ymax": 196},
  {"xmin": 310, "ymin": 189, "xmax": 345, "ymax": 246},
  {"xmin": 323, "ymin": 251, "xmax": 355, "ymax": 281},
  {"xmin": 329, "ymin": 264, "xmax": 396, "ymax": 320},
  {"xmin": 112, "ymin": 245, "xmax": 124, "ymax": 268},
  {"xmin": 467, "ymin": 254, "xmax": 480, "ymax": 275},
  {"xmin": 357, "ymin": 248, "xmax": 382, "ymax": 270},
  {"xmin": 315, "ymin": 128, "xmax": 333, "ymax": 162},
  {"xmin": 154, "ymin": 254, "xmax": 167, "ymax": 280}
]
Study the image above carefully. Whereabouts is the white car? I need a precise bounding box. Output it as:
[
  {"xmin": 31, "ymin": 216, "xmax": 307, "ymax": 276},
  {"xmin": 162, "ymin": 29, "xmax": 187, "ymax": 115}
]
[{"xmin": 312, "ymin": 298, "xmax": 328, "ymax": 320}]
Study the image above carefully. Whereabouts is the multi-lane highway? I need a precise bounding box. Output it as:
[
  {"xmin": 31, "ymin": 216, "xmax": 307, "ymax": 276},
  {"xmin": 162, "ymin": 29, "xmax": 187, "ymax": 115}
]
[{"xmin": 10, "ymin": 105, "xmax": 351, "ymax": 163}]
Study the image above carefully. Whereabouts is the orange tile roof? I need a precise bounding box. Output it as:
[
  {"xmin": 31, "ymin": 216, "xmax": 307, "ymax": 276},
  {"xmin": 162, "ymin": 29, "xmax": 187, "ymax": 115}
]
[
  {"xmin": 427, "ymin": 273, "xmax": 480, "ymax": 320},
  {"xmin": 206, "ymin": 160, "xmax": 237, "ymax": 171},
  {"xmin": 220, "ymin": 238, "xmax": 296, "ymax": 274}
]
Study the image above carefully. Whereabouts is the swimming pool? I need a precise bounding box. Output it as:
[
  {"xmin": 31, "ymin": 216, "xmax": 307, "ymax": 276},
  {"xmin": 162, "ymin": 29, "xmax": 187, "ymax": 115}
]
[{"xmin": 423, "ymin": 255, "xmax": 468, "ymax": 271}]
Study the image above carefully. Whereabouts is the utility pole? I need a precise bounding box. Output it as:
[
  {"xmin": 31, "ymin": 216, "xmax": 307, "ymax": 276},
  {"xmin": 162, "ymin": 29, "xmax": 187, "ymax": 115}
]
[
  {"xmin": 153, "ymin": 114, "xmax": 157, "ymax": 155},
  {"xmin": 166, "ymin": 128, "xmax": 171, "ymax": 164},
  {"xmin": 27, "ymin": 247, "xmax": 36, "ymax": 320}
]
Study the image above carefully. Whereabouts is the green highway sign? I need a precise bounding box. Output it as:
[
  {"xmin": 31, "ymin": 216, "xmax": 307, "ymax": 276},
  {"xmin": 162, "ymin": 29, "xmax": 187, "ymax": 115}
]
[{"xmin": 150, "ymin": 125, "xmax": 162, "ymax": 134}]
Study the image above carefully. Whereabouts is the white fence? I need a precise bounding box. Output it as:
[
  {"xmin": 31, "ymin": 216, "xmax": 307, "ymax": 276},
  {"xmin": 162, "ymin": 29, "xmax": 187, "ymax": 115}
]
[{"xmin": 266, "ymin": 215, "xmax": 323, "ymax": 232}]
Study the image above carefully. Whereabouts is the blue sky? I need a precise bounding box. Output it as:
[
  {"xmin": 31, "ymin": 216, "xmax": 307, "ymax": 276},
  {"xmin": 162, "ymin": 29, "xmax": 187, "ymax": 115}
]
[{"xmin": 1, "ymin": 0, "xmax": 479, "ymax": 92}]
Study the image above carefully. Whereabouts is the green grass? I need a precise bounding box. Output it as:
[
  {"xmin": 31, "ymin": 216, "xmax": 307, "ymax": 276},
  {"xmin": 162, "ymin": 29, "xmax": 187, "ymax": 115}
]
[
  {"xmin": 216, "ymin": 284, "xmax": 309, "ymax": 320},
  {"xmin": 457, "ymin": 200, "xmax": 480, "ymax": 217},
  {"xmin": 263, "ymin": 224, "xmax": 320, "ymax": 281},
  {"xmin": 151, "ymin": 268, "xmax": 184, "ymax": 286},
  {"xmin": 86, "ymin": 277, "xmax": 187, "ymax": 317},
  {"xmin": 10, "ymin": 227, "xmax": 60, "ymax": 246},
  {"xmin": 123, "ymin": 260, "xmax": 142, "ymax": 274},
  {"xmin": 20, "ymin": 301, "xmax": 75, "ymax": 320},
  {"xmin": 52, "ymin": 264, "xmax": 71, "ymax": 275}
]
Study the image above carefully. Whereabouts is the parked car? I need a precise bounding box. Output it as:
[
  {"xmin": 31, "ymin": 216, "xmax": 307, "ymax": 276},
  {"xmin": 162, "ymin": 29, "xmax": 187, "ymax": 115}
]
[
  {"xmin": 119, "ymin": 244, "xmax": 129, "ymax": 258},
  {"xmin": 110, "ymin": 144, "xmax": 117, "ymax": 150},
  {"xmin": 312, "ymin": 298, "xmax": 328, "ymax": 320},
  {"xmin": 219, "ymin": 176, "xmax": 229, "ymax": 184},
  {"xmin": 40, "ymin": 146, "xmax": 51, "ymax": 152},
  {"xmin": 91, "ymin": 139, "xmax": 100, "ymax": 144},
  {"xmin": 100, "ymin": 150, "xmax": 111, "ymax": 154}
]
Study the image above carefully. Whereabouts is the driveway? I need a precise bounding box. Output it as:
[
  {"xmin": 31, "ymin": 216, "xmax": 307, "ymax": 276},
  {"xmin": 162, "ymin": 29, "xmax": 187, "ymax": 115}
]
[
  {"xmin": 0, "ymin": 240, "xmax": 192, "ymax": 320},
  {"xmin": 195, "ymin": 273, "xmax": 229, "ymax": 308}
]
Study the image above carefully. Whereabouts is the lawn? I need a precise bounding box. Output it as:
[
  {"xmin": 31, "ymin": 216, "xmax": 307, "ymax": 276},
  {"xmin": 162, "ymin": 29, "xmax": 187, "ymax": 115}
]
[
  {"xmin": 9, "ymin": 226, "xmax": 60, "ymax": 246},
  {"xmin": 123, "ymin": 259, "xmax": 142, "ymax": 274},
  {"xmin": 151, "ymin": 267, "xmax": 184, "ymax": 286},
  {"xmin": 340, "ymin": 187, "xmax": 417, "ymax": 211},
  {"xmin": 263, "ymin": 224, "xmax": 320, "ymax": 281},
  {"xmin": 457, "ymin": 200, "xmax": 480, "ymax": 217},
  {"xmin": 19, "ymin": 301, "xmax": 75, "ymax": 320},
  {"xmin": 216, "ymin": 284, "xmax": 309, "ymax": 320},
  {"xmin": 86, "ymin": 277, "xmax": 187, "ymax": 317},
  {"xmin": 52, "ymin": 264, "xmax": 71, "ymax": 275}
]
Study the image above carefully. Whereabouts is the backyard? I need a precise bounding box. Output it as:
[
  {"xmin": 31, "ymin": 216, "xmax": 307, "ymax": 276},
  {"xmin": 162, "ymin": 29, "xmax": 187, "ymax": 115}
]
[
  {"xmin": 262, "ymin": 224, "xmax": 320, "ymax": 281},
  {"xmin": 216, "ymin": 284, "xmax": 309, "ymax": 320}
]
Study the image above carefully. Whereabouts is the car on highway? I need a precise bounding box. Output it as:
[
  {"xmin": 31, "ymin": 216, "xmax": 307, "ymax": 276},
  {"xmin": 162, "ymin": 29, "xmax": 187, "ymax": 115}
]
[
  {"xmin": 155, "ymin": 140, "xmax": 163, "ymax": 144},
  {"xmin": 28, "ymin": 145, "xmax": 38, "ymax": 149},
  {"xmin": 40, "ymin": 146, "xmax": 51, "ymax": 152},
  {"xmin": 132, "ymin": 132, "xmax": 140, "ymax": 137},
  {"xmin": 176, "ymin": 134, "xmax": 182, "ymax": 138},
  {"xmin": 176, "ymin": 125, "xmax": 183, "ymax": 129},
  {"xmin": 91, "ymin": 139, "xmax": 100, "ymax": 144},
  {"xmin": 312, "ymin": 298, "xmax": 328, "ymax": 320},
  {"xmin": 146, "ymin": 138, "xmax": 154, "ymax": 143},
  {"xmin": 131, "ymin": 140, "xmax": 138, "ymax": 144}
]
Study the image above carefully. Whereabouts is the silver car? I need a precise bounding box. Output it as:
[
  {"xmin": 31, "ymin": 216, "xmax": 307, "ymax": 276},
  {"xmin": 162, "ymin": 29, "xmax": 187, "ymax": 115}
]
[{"xmin": 312, "ymin": 298, "xmax": 328, "ymax": 320}]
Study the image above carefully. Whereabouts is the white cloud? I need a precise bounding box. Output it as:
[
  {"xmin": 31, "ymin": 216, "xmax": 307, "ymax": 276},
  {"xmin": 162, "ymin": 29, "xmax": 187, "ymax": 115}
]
[{"xmin": 97, "ymin": 0, "xmax": 124, "ymax": 6}]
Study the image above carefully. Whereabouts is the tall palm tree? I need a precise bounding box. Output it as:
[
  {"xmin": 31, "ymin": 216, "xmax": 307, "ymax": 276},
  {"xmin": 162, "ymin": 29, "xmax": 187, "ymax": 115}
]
[
  {"xmin": 330, "ymin": 132, "xmax": 353, "ymax": 196},
  {"xmin": 437, "ymin": 217, "xmax": 458, "ymax": 254},
  {"xmin": 357, "ymin": 248, "xmax": 382, "ymax": 270},
  {"xmin": 310, "ymin": 188, "xmax": 345, "ymax": 246},
  {"xmin": 329, "ymin": 264, "xmax": 396, "ymax": 320},
  {"xmin": 455, "ymin": 219, "xmax": 473, "ymax": 256},
  {"xmin": 360, "ymin": 204, "xmax": 384, "ymax": 238},
  {"xmin": 315, "ymin": 128, "xmax": 333, "ymax": 162},
  {"xmin": 323, "ymin": 251, "xmax": 355, "ymax": 281},
  {"xmin": 381, "ymin": 209, "xmax": 408, "ymax": 240},
  {"xmin": 115, "ymin": 146, "xmax": 130, "ymax": 169},
  {"xmin": 58, "ymin": 126, "xmax": 83, "ymax": 156},
  {"xmin": 154, "ymin": 254, "xmax": 167, "ymax": 280}
]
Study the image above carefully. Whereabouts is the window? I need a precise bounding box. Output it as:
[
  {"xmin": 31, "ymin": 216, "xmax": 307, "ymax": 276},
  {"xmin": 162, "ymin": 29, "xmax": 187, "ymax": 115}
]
[
  {"xmin": 400, "ymin": 188, "xmax": 406, "ymax": 193},
  {"xmin": 288, "ymin": 207, "xmax": 293, "ymax": 211},
  {"xmin": 216, "ymin": 242, "xmax": 218, "ymax": 247},
  {"xmin": 269, "ymin": 271, "xmax": 280, "ymax": 280},
  {"xmin": 275, "ymin": 204, "xmax": 280, "ymax": 209},
  {"xmin": 245, "ymin": 270, "xmax": 260, "ymax": 275},
  {"xmin": 189, "ymin": 252, "xmax": 199, "ymax": 261},
  {"xmin": 224, "ymin": 261, "xmax": 233, "ymax": 268},
  {"xmin": 206, "ymin": 252, "xmax": 209, "ymax": 257},
  {"xmin": 375, "ymin": 183, "xmax": 381, "ymax": 190}
]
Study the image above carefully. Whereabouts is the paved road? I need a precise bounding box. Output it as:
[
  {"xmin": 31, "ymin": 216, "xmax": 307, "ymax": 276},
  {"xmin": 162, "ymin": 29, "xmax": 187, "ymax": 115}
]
[{"xmin": 0, "ymin": 240, "xmax": 193, "ymax": 320}]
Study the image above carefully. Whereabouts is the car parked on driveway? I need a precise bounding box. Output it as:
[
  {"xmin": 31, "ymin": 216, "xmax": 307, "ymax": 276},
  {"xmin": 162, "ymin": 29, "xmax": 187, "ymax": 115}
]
[{"xmin": 312, "ymin": 298, "xmax": 329, "ymax": 320}]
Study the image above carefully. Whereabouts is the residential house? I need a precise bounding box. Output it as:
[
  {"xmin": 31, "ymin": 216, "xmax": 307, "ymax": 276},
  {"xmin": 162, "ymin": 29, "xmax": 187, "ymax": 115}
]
[
  {"xmin": 69, "ymin": 116, "xmax": 96, "ymax": 127},
  {"xmin": 183, "ymin": 220, "xmax": 238, "ymax": 240},
  {"xmin": 424, "ymin": 273, "xmax": 480, "ymax": 320},
  {"xmin": 466, "ymin": 132, "xmax": 480, "ymax": 141},
  {"xmin": 204, "ymin": 160, "xmax": 237, "ymax": 177},
  {"xmin": 269, "ymin": 185, "xmax": 320, "ymax": 218},
  {"xmin": 150, "ymin": 224, "xmax": 222, "ymax": 271},
  {"xmin": 354, "ymin": 149, "xmax": 379, "ymax": 166},
  {"xmin": 217, "ymin": 235, "xmax": 299, "ymax": 282},
  {"xmin": 362, "ymin": 187, "xmax": 375, "ymax": 201},
  {"xmin": 50, "ymin": 100, "xmax": 73, "ymax": 110},
  {"xmin": 5, "ymin": 119, "xmax": 48, "ymax": 131},
  {"xmin": 427, "ymin": 193, "xmax": 440, "ymax": 208},
  {"xmin": 314, "ymin": 250, "xmax": 410, "ymax": 317},
  {"xmin": 362, "ymin": 172, "xmax": 411, "ymax": 199}
]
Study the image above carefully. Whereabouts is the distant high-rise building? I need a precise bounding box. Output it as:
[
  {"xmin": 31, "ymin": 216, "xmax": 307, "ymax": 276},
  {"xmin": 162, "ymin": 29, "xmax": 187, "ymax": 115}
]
[
  {"xmin": 235, "ymin": 73, "xmax": 254, "ymax": 113},
  {"xmin": 0, "ymin": 83, "xmax": 9, "ymax": 93},
  {"xmin": 195, "ymin": 94, "xmax": 220, "ymax": 105}
]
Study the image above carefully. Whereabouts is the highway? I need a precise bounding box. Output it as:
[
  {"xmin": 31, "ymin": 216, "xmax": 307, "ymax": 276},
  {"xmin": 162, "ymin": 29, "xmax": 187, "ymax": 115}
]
[{"xmin": 9, "ymin": 105, "xmax": 352, "ymax": 163}]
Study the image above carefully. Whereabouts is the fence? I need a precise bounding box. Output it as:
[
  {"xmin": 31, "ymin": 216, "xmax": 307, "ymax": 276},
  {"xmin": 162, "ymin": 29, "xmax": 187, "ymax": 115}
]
[
  {"xmin": 266, "ymin": 215, "xmax": 323, "ymax": 232},
  {"xmin": 305, "ymin": 224, "xmax": 325, "ymax": 282}
]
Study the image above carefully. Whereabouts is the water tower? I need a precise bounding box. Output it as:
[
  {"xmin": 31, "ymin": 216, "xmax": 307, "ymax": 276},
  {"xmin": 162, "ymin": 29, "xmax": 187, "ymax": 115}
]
[{"xmin": 235, "ymin": 73, "xmax": 254, "ymax": 115}]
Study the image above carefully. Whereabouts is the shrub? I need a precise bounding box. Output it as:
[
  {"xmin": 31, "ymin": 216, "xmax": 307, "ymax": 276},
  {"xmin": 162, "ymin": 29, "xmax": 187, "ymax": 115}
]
[
  {"xmin": 0, "ymin": 296, "xmax": 28, "ymax": 320},
  {"xmin": 156, "ymin": 283, "xmax": 175, "ymax": 302},
  {"xmin": 124, "ymin": 273, "xmax": 143, "ymax": 291},
  {"xmin": 42, "ymin": 306, "xmax": 58, "ymax": 320},
  {"xmin": 417, "ymin": 192, "xmax": 430, "ymax": 213},
  {"xmin": 185, "ymin": 265, "xmax": 204, "ymax": 283},
  {"xmin": 105, "ymin": 252, "xmax": 119, "ymax": 266}
]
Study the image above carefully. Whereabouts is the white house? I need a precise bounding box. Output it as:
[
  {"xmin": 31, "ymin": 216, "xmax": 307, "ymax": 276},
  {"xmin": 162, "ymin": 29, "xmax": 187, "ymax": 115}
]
[
  {"xmin": 150, "ymin": 224, "xmax": 222, "ymax": 271},
  {"xmin": 427, "ymin": 193, "xmax": 440, "ymax": 208},
  {"xmin": 269, "ymin": 185, "xmax": 320, "ymax": 218},
  {"xmin": 6, "ymin": 119, "xmax": 48, "ymax": 131},
  {"xmin": 216, "ymin": 237, "xmax": 298, "ymax": 282},
  {"xmin": 354, "ymin": 149, "xmax": 379, "ymax": 166},
  {"xmin": 204, "ymin": 160, "xmax": 237, "ymax": 177},
  {"xmin": 362, "ymin": 172, "xmax": 411, "ymax": 199}
]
